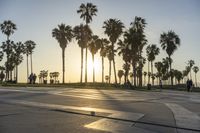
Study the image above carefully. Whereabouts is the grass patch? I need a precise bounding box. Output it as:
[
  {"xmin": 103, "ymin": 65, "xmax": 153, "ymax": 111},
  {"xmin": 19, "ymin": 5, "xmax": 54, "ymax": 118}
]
[{"xmin": 1, "ymin": 82, "xmax": 200, "ymax": 92}]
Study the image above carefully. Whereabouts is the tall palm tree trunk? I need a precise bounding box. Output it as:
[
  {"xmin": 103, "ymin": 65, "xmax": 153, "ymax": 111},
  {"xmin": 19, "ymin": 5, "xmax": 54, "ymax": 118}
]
[
  {"xmin": 5, "ymin": 72, "xmax": 8, "ymax": 81},
  {"xmin": 92, "ymin": 54, "xmax": 95, "ymax": 83},
  {"xmin": 169, "ymin": 56, "xmax": 173, "ymax": 85},
  {"xmin": 85, "ymin": 47, "xmax": 88, "ymax": 83},
  {"xmin": 151, "ymin": 61, "xmax": 153, "ymax": 85},
  {"xmin": 113, "ymin": 58, "xmax": 117, "ymax": 84},
  {"xmin": 195, "ymin": 73, "xmax": 197, "ymax": 87},
  {"xmin": 80, "ymin": 48, "xmax": 83, "ymax": 83},
  {"xmin": 16, "ymin": 66, "xmax": 18, "ymax": 83},
  {"xmin": 102, "ymin": 57, "xmax": 104, "ymax": 83},
  {"xmin": 139, "ymin": 52, "xmax": 143, "ymax": 87},
  {"xmin": 125, "ymin": 73, "xmax": 127, "ymax": 83},
  {"xmin": 139, "ymin": 68, "xmax": 142, "ymax": 87},
  {"xmin": 109, "ymin": 60, "xmax": 111, "ymax": 84},
  {"xmin": 27, "ymin": 54, "xmax": 29, "ymax": 83},
  {"xmin": 62, "ymin": 48, "xmax": 65, "ymax": 84},
  {"xmin": 112, "ymin": 43, "xmax": 117, "ymax": 84},
  {"xmin": 133, "ymin": 62, "xmax": 136, "ymax": 87},
  {"xmin": 148, "ymin": 61, "xmax": 150, "ymax": 84},
  {"xmin": 10, "ymin": 71, "xmax": 12, "ymax": 81},
  {"xmin": 30, "ymin": 54, "xmax": 33, "ymax": 74}
]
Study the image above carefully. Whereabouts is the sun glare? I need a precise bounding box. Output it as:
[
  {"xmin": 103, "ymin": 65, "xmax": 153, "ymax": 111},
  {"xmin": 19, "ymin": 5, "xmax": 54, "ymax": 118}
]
[{"xmin": 88, "ymin": 59, "xmax": 101, "ymax": 74}]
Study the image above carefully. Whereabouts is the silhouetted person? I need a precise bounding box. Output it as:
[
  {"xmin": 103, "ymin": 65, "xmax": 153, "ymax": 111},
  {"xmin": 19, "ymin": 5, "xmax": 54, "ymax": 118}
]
[
  {"xmin": 29, "ymin": 73, "xmax": 33, "ymax": 84},
  {"xmin": 186, "ymin": 79, "xmax": 193, "ymax": 92},
  {"xmin": 126, "ymin": 79, "xmax": 133, "ymax": 89}
]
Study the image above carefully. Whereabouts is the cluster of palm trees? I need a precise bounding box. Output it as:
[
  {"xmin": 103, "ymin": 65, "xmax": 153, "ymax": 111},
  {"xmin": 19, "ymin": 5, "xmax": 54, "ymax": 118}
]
[
  {"xmin": 0, "ymin": 20, "xmax": 36, "ymax": 83},
  {"xmin": 183, "ymin": 60, "xmax": 199, "ymax": 87},
  {"xmin": 1, "ymin": 3, "xmax": 199, "ymax": 86},
  {"xmin": 51, "ymin": 2, "xmax": 199, "ymax": 87},
  {"xmin": 50, "ymin": 72, "xmax": 60, "ymax": 84},
  {"xmin": 52, "ymin": 3, "xmax": 146, "ymax": 85},
  {"xmin": 38, "ymin": 70, "xmax": 60, "ymax": 84}
]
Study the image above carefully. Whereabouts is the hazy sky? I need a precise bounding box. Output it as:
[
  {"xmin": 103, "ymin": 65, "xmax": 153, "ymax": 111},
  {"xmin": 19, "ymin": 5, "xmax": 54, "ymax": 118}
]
[{"xmin": 0, "ymin": 0, "xmax": 200, "ymax": 83}]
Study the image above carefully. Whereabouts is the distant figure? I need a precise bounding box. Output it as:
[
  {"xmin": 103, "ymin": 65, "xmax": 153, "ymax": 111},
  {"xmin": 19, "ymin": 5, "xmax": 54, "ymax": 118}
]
[
  {"xmin": 159, "ymin": 79, "xmax": 163, "ymax": 90},
  {"xmin": 186, "ymin": 79, "xmax": 193, "ymax": 92},
  {"xmin": 29, "ymin": 73, "xmax": 33, "ymax": 84},
  {"xmin": 126, "ymin": 79, "xmax": 133, "ymax": 89},
  {"xmin": 33, "ymin": 74, "xmax": 37, "ymax": 84}
]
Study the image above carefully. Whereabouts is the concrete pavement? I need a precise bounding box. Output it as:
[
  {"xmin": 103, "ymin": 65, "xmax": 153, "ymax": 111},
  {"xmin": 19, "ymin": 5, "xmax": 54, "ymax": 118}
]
[{"xmin": 0, "ymin": 87, "xmax": 200, "ymax": 133}]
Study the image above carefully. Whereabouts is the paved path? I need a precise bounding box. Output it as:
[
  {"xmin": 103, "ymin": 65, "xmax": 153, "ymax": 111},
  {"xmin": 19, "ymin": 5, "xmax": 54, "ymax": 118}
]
[{"xmin": 0, "ymin": 87, "xmax": 200, "ymax": 133}]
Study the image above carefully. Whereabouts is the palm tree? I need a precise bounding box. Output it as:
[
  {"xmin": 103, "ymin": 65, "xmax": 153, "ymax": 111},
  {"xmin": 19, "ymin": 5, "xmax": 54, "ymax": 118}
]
[
  {"xmin": 106, "ymin": 45, "xmax": 114, "ymax": 84},
  {"xmin": 118, "ymin": 70, "xmax": 124, "ymax": 84},
  {"xmin": 99, "ymin": 38, "xmax": 109, "ymax": 83},
  {"xmin": 77, "ymin": 3, "xmax": 98, "ymax": 25},
  {"xmin": 123, "ymin": 63, "xmax": 130, "ymax": 83},
  {"xmin": 148, "ymin": 72, "xmax": 152, "ymax": 84},
  {"xmin": 129, "ymin": 72, "xmax": 134, "ymax": 84},
  {"xmin": 146, "ymin": 44, "xmax": 160, "ymax": 85},
  {"xmin": 173, "ymin": 70, "xmax": 183, "ymax": 84},
  {"xmin": 13, "ymin": 42, "xmax": 25, "ymax": 83},
  {"xmin": 117, "ymin": 39, "xmax": 131, "ymax": 83},
  {"xmin": 5, "ymin": 50, "xmax": 16, "ymax": 81},
  {"xmin": 1, "ymin": 40, "xmax": 15, "ymax": 81},
  {"xmin": 138, "ymin": 57, "xmax": 146, "ymax": 86},
  {"xmin": 193, "ymin": 66, "xmax": 199, "ymax": 87},
  {"xmin": 124, "ymin": 16, "xmax": 147, "ymax": 87},
  {"xmin": 73, "ymin": 24, "xmax": 92, "ymax": 83},
  {"xmin": 52, "ymin": 24, "xmax": 73, "ymax": 83},
  {"xmin": 0, "ymin": 20, "xmax": 17, "ymax": 40},
  {"xmin": 182, "ymin": 70, "xmax": 188, "ymax": 83},
  {"xmin": 151, "ymin": 74, "xmax": 156, "ymax": 85},
  {"xmin": 160, "ymin": 30, "xmax": 180, "ymax": 85},
  {"xmin": 103, "ymin": 18, "xmax": 124, "ymax": 84},
  {"xmin": 187, "ymin": 60, "xmax": 195, "ymax": 80},
  {"xmin": 50, "ymin": 72, "xmax": 60, "ymax": 84},
  {"xmin": 155, "ymin": 61, "xmax": 163, "ymax": 81},
  {"xmin": 50, "ymin": 72, "xmax": 54, "ymax": 83},
  {"xmin": 88, "ymin": 35, "xmax": 101, "ymax": 82},
  {"xmin": 162, "ymin": 57, "xmax": 171, "ymax": 73},
  {"xmin": 1, "ymin": 20, "xmax": 17, "ymax": 81},
  {"xmin": 182, "ymin": 66, "xmax": 190, "ymax": 83},
  {"xmin": 39, "ymin": 70, "xmax": 48, "ymax": 84},
  {"xmin": 24, "ymin": 40, "xmax": 36, "ymax": 82},
  {"xmin": 77, "ymin": 2, "xmax": 98, "ymax": 83},
  {"xmin": 54, "ymin": 72, "xmax": 60, "ymax": 83}
]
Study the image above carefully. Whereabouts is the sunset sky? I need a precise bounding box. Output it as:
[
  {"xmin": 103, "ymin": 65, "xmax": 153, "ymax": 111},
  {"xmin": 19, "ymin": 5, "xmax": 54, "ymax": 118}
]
[{"xmin": 0, "ymin": 0, "xmax": 200, "ymax": 84}]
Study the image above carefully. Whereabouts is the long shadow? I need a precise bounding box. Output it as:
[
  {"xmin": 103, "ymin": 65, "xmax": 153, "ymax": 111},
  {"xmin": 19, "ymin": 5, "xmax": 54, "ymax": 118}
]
[{"xmin": 96, "ymin": 89, "xmax": 139, "ymax": 113}]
